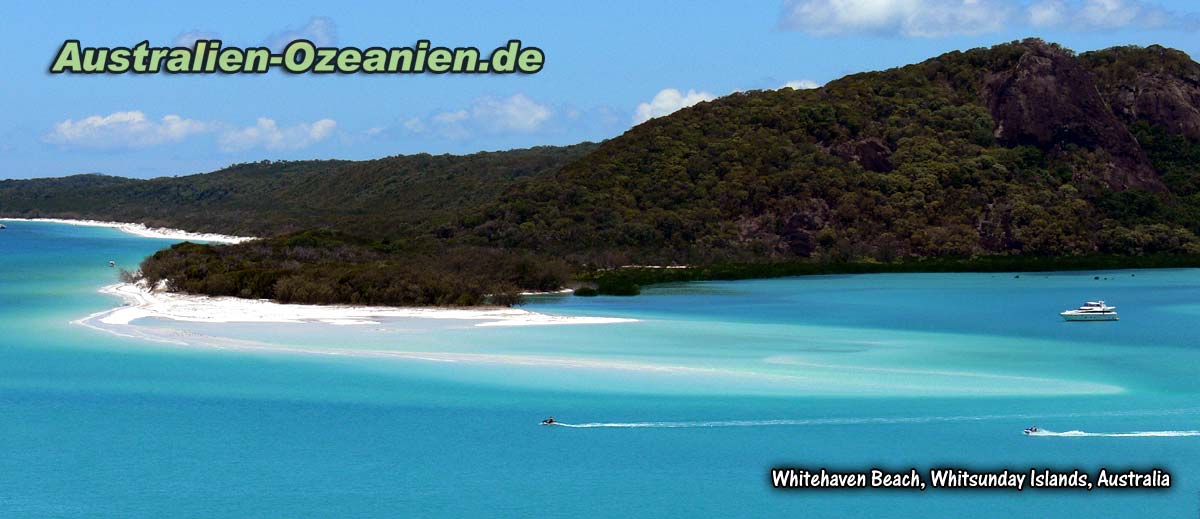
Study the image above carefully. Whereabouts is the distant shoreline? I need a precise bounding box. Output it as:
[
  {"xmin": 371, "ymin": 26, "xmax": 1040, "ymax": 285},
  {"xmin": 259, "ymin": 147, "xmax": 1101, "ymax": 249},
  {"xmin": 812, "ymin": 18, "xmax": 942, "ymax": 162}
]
[
  {"xmin": 0, "ymin": 217, "xmax": 255, "ymax": 244},
  {"xmin": 585, "ymin": 254, "xmax": 1200, "ymax": 295}
]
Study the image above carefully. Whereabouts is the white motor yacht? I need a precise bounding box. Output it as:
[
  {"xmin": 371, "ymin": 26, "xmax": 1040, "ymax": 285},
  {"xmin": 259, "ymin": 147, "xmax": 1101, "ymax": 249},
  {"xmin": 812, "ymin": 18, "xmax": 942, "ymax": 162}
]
[{"xmin": 1060, "ymin": 301, "xmax": 1118, "ymax": 321}]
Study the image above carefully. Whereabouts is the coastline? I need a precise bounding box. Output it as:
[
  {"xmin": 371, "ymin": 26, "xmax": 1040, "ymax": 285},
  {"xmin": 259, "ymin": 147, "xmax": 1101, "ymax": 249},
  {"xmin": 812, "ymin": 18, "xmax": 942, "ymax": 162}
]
[
  {"xmin": 520, "ymin": 288, "xmax": 575, "ymax": 296},
  {"xmin": 81, "ymin": 282, "xmax": 637, "ymax": 328},
  {"xmin": 0, "ymin": 217, "xmax": 255, "ymax": 244},
  {"xmin": 69, "ymin": 283, "xmax": 1122, "ymax": 397},
  {"xmin": 587, "ymin": 254, "xmax": 1200, "ymax": 294}
]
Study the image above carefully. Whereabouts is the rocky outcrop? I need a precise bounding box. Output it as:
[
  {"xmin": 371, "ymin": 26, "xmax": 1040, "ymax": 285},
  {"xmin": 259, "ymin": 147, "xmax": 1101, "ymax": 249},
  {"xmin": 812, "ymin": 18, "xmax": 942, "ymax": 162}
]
[
  {"xmin": 1081, "ymin": 45, "xmax": 1200, "ymax": 142},
  {"xmin": 832, "ymin": 138, "xmax": 894, "ymax": 173},
  {"xmin": 981, "ymin": 40, "xmax": 1163, "ymax": 191}
]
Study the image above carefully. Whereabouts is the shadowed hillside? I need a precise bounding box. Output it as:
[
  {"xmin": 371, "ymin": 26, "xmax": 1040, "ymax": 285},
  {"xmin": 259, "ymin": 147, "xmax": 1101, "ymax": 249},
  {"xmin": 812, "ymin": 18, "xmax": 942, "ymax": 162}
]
[{"xmin": 462, "ymin": 40, "xmax": 1200, "ymax": 267}]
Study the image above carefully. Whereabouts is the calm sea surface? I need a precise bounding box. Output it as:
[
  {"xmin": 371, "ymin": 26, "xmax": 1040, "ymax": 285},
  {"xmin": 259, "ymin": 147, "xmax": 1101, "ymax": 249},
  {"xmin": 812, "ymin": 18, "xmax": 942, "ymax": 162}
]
[{"xmin": 2, "ymin": 221, "xmax": 1198, "ymax": 517}]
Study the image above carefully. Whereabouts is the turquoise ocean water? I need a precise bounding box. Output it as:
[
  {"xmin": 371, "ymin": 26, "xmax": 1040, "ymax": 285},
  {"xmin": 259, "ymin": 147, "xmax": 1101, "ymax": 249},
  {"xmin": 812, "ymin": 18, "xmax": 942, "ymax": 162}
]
[{"xmin": 2, "ymin": 221, "xmax": 1199, "ymax": 517}]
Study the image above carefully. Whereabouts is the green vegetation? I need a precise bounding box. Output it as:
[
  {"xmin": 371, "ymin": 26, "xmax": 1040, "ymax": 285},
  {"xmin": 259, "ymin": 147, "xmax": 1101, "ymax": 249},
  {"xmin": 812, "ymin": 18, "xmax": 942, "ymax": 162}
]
[
  {"xmin": 138, "ymin": 231, "xmax": 570, "ymax": 306},
  {"xmin": 0, "ymin": 144, "xmax": 596, "ymax": 238},
  {"xmin": 459, "ymin": 40, "xmax": 1200, "ymax": 266},
  {"xmin": 8, "ymin": 39, "xmax": 1200, "ymax": 307},
  {"xmin": 573, "ymin": 287, "xmax": 599, "ymax": 297}
]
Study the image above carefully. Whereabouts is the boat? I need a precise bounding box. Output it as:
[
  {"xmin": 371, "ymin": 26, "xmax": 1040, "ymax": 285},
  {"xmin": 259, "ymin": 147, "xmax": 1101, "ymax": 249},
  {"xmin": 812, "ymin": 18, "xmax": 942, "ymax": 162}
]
[
  {"xmin": 108, "ymin": 260, "xmax": 116, "ymax": 268},
  {"xmin": 1060, "ymin": 301, "xmax": 1118, "ymax": 321},
  {"xmin": 1024, "ymin": 425, "xmax": 1039, "ymax": 435},
  {"xmin": 540, "ymin": 417, "xmax": 557, "ymax": 426},
  {"xmin": 0, "ymin": 224, "xmax": 6, "ymax": 229}
]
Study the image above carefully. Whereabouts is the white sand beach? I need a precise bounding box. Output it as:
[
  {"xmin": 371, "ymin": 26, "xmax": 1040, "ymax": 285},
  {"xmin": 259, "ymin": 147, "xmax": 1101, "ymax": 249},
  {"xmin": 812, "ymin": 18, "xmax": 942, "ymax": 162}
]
[
  {"xmin": 84, "ymin": 282, "xmax": 638, "ymax": 328},
  {"xmin": 520, "ymin": 288, "xmax": 576, "ymax": 296},
  {"xmin": 0, "ymin": 218, "xmax": 255, "ymax": 244}
]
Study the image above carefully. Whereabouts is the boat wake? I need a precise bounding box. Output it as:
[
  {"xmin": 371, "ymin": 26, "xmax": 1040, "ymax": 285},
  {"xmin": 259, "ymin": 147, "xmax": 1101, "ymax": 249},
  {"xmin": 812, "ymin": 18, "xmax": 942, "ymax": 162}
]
[
  {"xmin": 550, "ymin": 408, "xmax": 1200, "ymax": 430},
  {"xmin": 1028, "ymin": 429, "xmax": 1200, "ymax": 437},
  {"xmin": 552, "ymin": 414, "xmax": 1087, "ymax": 429},
  {"xmin": 554, "ymin": 420, "xmax": 815, "ymax": 428}
]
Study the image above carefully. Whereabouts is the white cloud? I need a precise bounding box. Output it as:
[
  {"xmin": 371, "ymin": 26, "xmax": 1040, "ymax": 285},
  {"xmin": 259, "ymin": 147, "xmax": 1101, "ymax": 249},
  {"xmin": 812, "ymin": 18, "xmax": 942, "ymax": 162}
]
[
  {"xmin": 432, "ymin": 110, "xmax": 470, "ymax": 125},
  {"xmin": 402, "ymin": 117, "xmax": 426, "ymax": 133},
  {"xmin": 633, "ymin": 88, "xmax": 715, "ymax": 124},
  {"xmin": 427, "ymin": 110, "xmax": 471, "ymax": 139},
  {"xmin": 175, "ymin": 17, "xmax": 341, "ymax": 51},
  {"xmin": 780, "ymin": 0, "xmax": 1199, "ymax": 36},
  {"xmin": 174, "ymin": 30, "xmax": 220, "ymax": 47},
  {"xmin": 404, "ymin": 94, "xmax": 554, "ymax": 139},
  {"xmin": 1026, "ymin": 0, "xmax": 1193, "ymax": 30},
  {"xmin": 1079, "ymin": 0, "xmax": 1139, "ymax": 26},
  {"xmin": 780, "ymin": 0, "xmax": 1010, "ymax": 37},
  {"xmin": 783, "ymin": 79, "xmax": 822, "ymax": 89},
  {"xmin": 45, "ymin": 111, "xmax": 210, "ymax": 149},
  {"xmin": 1027, "ymin": 0, "xmax": 1067, "ymax": 25},
  {"xmin": 265, "ymin": 17, "xmax": 337, "ymax": 51},
  {"xmin": 218, "ymin": 118, "xmax": 337, "ymax": 152},
  {"xmin": 471, "ymin": 94, "xmax": 553, "ymax": 133}
]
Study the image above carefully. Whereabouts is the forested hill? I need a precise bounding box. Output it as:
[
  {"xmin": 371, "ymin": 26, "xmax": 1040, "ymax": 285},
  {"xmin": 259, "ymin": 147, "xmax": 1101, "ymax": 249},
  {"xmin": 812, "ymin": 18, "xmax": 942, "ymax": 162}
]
[
  {"xmin": 462, "ymin": 39, "xmax": 1200, "ymax": 266},
  {"xmin": 0, "ymin": 143, "xmax": 597, "ymax": 237},
  {"xmin": 7, "ymin": 39, "xmax": 1200, "ymax": 307}
]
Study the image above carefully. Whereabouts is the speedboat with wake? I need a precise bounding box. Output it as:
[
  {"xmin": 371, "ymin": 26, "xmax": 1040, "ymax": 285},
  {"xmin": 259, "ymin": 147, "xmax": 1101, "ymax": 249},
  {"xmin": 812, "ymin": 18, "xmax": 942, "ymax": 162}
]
[
  {"xmin": 1023, "ymin": 425, "xmax": 1039, "ymax": 435},
  {"xmin": 540, "ymin": 416, "xmax": 557, "ymax": 426},
  {"xmin": 1060, "ymin": 301, "xmax": 1118, "ymax": 321}
]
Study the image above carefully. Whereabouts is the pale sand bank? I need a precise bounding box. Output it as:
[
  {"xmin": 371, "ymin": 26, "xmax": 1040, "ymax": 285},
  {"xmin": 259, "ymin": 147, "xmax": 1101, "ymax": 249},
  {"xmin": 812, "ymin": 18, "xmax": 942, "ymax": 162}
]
[
  {"xmin": 520, "ymin": 288, "xmax": 575, "ymax": 296},
  {"xmin": 0, "ymin": 218, "xmax": 255, "ymax": 244},
  {"xmin": 85, "ymin": 283, "xmax": 638, "ymax": 328},
  {"xmin": 72, "ymin": 284, "xmax": 1121, "ymax": 396}
]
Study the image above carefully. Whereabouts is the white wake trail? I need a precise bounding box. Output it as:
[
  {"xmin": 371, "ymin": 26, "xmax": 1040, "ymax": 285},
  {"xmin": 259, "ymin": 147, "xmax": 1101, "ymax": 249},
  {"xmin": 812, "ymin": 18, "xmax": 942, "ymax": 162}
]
[
  {"xmin": 552, "ymin": 415, "xmax": 1055, "ymax": 429},
  {"xmin": 547, "ymin": 408, "xmax": 1200, "ymax": 430},
  {"xmin": 555, "ymin": 420, "xmax": 803, "ymax": 428},
  {"xmin": 1029, "ymin": 429, "xmax": 1200, "ymax": 438}
]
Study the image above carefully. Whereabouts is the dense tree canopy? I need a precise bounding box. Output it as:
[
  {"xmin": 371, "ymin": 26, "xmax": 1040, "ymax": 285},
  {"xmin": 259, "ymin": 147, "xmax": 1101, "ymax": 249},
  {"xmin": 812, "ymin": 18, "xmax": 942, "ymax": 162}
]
[
  {"xmin": 0, "ymin": 144, "xmax": 596, "ymax": 237},
  {"xmin": 7, "ymin": 40, "xmax": 1200, "ymax": 306},
  {"xmin": 461, "ymin": 40, "xmax": 1200, "ymax": 267}
]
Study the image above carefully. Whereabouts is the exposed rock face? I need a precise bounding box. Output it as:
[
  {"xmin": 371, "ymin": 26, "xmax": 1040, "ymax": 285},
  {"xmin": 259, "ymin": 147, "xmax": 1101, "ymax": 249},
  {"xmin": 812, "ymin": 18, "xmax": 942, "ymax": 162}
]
[
  {"xmin": 832, "ymin": 138, "xmax": 894, "ymax": 173},
  {"xmin": 1082, "ymin": 45, "xmax": 1200, "ymax": 142},
  {"xmin": 981, "ymin": 40, "xmax": 1163, "ymax": 191},
  {"xmin": 976, "ymin": 202, "xmax": 1015, "ymax": 253}
]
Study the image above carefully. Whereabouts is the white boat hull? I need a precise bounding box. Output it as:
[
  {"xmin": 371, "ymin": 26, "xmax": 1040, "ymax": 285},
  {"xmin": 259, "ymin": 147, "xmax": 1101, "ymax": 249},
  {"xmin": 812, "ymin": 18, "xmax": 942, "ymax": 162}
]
[{"xmin": 1061, "ymin": 312, "xmax": 1118, "ymax": 321}]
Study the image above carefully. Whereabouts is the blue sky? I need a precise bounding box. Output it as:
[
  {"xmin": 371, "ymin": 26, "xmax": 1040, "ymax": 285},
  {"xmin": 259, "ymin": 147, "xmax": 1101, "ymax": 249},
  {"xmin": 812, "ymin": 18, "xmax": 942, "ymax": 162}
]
[{"xmin": 2, "ymin": 0, "xmax": 1199, "ymax": 179}]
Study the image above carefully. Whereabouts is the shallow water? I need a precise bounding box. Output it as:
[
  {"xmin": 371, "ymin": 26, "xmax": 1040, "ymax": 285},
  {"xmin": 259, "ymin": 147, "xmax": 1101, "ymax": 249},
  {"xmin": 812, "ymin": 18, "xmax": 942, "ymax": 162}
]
[{"xmin": 2, "ymin": 221, "xmax": 1198, "ymax": 517}]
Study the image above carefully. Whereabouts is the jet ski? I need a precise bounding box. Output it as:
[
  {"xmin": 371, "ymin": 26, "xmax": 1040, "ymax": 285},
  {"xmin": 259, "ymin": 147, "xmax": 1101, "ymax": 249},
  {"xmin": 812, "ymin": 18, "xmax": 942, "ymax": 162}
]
[
  {"xmin": 541, "ymin": 417, "xmax": 557, "ymax": 426},
  {"xmin": 1023, "ymin": 425, "xmax": 1039, "ymax": 435}
]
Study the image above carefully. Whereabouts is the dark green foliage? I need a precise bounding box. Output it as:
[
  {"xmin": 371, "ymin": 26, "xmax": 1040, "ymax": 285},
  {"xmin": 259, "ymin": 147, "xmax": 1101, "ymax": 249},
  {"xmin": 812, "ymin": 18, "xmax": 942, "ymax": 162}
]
[
  {"xmin": 1128, "ymin": 121, "xmax": 1200, "ymax": 233},
  {"xmin": 596, "ymin": 279, "xmax": 640, "ymax": 296},
  {"xmin": 137, "ymin": 231, "xmax": 569, "ymax": 307},
  {"xmin": 585, "ymin": 254, "xmax": 1200, "ymax": 288},
  {"xmin": 457, "ymin": 40, "xmax": 1200, "ymax": 265},
  {"xmin": 117, "ymin": 268, "xmax": 139, "ymax": 284},
  {"xmin": 1095, "ymin": 189, "xmax": 1163, "ymax": 222},
  {"xmin": 1136, "ymin": 124, "xmax": 1200, "ymax": 197},
  {"xmin": 14, "ymin": 41, "xmax": 1200, "ymax": 306},
  {"xmin": 0, "ymin": 145, "xmax": 596, "ymax": 238},
  {"xmin": 573, "ymin": 287, "xmax": 599, "ymax": 297},
  {"xmin": 487, "ymin": 291, "xmax": 526, "ymax": 307}
]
